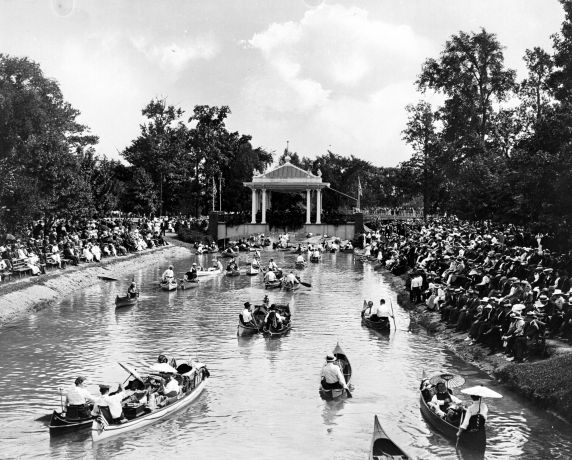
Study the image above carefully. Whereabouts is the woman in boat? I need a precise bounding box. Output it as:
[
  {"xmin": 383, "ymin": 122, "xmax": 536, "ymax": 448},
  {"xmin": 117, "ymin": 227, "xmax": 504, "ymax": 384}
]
[
  {"xmin": 162, "ymin": 265, "xmax": 175, "ymax": 281},
  {"xmin": 457, "ymin": 395, "xmax": 487, "ymax": 449},
  {"xmin": 430, "ymin": 381, "xmax": 462, "ymax": 417},
  {"xmin": 91, "ymin": 384, "xmax": 128, "ymax": 424},
  {"xmin": 184, "ymin": 263, "xmax": 198, "ymax": 281},
  {"xmin": 320, "ymin": 355, "xmax": 348, "ymax": 391},
  {"xmin": 227, "ymin": 258, "xmax": 238, "ymax": 271},
  {"xmin": 268, "ymin": 258, "xmax": 279, "ymax": 272}
]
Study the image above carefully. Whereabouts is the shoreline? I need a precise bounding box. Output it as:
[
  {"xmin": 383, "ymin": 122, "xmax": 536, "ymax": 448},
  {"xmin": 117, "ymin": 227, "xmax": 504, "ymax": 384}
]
[
  {"xmin": 378, "ymin": 267, "xmax": 572, "ymax": 424},
  {"xmin": 0, "ymin": 239, "xmax": 192, "ymax": 327}
]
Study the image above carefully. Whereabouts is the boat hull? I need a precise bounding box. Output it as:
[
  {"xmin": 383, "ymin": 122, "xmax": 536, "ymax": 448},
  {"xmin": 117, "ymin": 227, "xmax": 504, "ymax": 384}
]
[
  {"xmin": 115, "ymin": 295, "xmax": 138, "ymax": 308},
  {"xmin": 196, "ymin": 269, "xmax": 222, "ymax": 278},
  {"xmin": 295, "ymin": 262, "xmax": 306, "ymax": 269},
  {"xmin": 49, "ymin": 410, "xmax": 92, "ymax": 435},
  {"xmin": 282, "ymin": 283, "xmax": 300, "ymax": 291},
  {"xmin": 319, "ymin": 343, "xmax": 352, "ymax": 401},
  {"xmin": 265, "ymin": 280, "xmax": 282, "ymax": 289},
  {"xmin": 92, "ymin": 378, "xmax": 208, "ymax": 442},
  {"xmin": 226, "ymin": 270, "xmax": 240, "ymax": 277},
  {"xmin": 370, "ymin": 415, "xmax": 410, "ymax": 459},
  {"xmin": 247, "ymin": 267, "xmax": 260, "ymax": 276},
  {"xmin": 361, "ymin": 316, "xmax": 391, "ymax": 332},
  {"xmin": 310, "ymin": 256, "xmax": 320, "ymax": 263},
  {"xmin": 179, "ymin": 280, "xmax": 198, "ymax": 290}
]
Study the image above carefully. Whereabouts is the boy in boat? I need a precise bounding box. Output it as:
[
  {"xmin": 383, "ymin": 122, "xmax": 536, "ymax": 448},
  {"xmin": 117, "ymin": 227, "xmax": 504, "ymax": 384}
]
[
  {"xmin": 162, "ymin": 265, "xmax": 174, "ymax": 281},
  {"xmin": 320, "ymin": 355, "xmax": 349, "ymax": 391},
  {"xmin": 65, "ymin": 376, "xmax": 95, "ymax": 418},
  {"xmin": 127, "ymin": 281, "xmax": 138, "ymax": 299}
]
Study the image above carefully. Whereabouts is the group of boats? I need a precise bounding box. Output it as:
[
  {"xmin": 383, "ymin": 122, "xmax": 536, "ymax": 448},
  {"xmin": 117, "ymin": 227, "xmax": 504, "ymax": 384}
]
[
  {"xmin": 237, "ymin": 303, "xmax": 292, "ymax": 337},
  {"xmin": 49, "ymin": 360, "xmax": 210, "ymax": 442}
]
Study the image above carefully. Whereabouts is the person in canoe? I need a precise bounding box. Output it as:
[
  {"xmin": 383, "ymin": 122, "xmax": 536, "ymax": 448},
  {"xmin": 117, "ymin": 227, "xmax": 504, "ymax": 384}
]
[
  {"xmin": 264, "ymin": 269, "xmax": 277, "ymax": 283},
  {"xmin": 251, "ymin": 256, "xmax": 260, "ymax": 270},
  {"xmin": 64, "ymin": 376, "xmax": 95, "ymax": 418},
  {"xmin": 162, "ymin": 265, "xmax": 175, "ymax": 281},
  {"xmin": 430, "ymin": 381, "xmax": 462, "ymax": 418},
  {"xmin": 320, "ymin": 354, "xmax": 349, "ymax": 392},
  {"xmin": 213, "ymin": 258, "xmax": 224, "ymax": 271},
  {"xmin": 457, "ymin": 394, "xmax": 488, "ymax": 437},
  {"xmin": 284, "ymin": 271, "xmax": 300, "ymax": 289},
  {"xmin": 227, "ymin": 258, "xmax": 238, "ymax": 272},
  {"xmin": 268, "ymin": 258, "xmax": 279, "ymax": 272},
  {"xmin": 296, "ymin": 254, "xmax": 306, "ymax": 265},
  {"xmin": 91, "ymin": 383, "xmax": 128, "ymax": 424},
  {"xmin": 264, "ymin": 304, "xmax": 285, "ymax": 330},
  {"xmin": 127, "ymin": 281, "xmax": 138, "ymax": 299},
  {"xmin": 242, "ymin": 302, "xmax": 257, "ymax": 327},
  {"xmin": 184, "ymin": 263, "xmax": 198, "ymax": 281}
]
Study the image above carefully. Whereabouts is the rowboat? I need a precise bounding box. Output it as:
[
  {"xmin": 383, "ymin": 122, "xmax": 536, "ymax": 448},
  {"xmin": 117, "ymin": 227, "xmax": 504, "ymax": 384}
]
[
  {"xmin": 247, "ymin": 266, "xmax": 260, "ymax": 276},
  {"xmin": 319, "ymin": 343, "xmax": 352, "ymax": 400},
  {"xmin": 265, "ymin": 280, "xmax": 282, "ymax": 289},
  {"xmin": 160, "ymin": 279, "xmax": 178, "ymax": 291},
  {"xmin": 49, "ymin": 407, "xmax": 93, "ymax": 435},
  {"xmin": 361, "ymin": 314, "xmax": 391, "ymax": 332},
  {"xmin": 226, "ymin": 269, "xmax": 240, "ymax": 277},
  {"xmin": 262, "ymin": 304, "xmax": 291, "ymax": 337},
  {"xmin": 91, "ymin": 362, "xmax": 209, "ymax": 442},
  {"xmin": 419, "ymin": 371, "xmax": 486, "ymax": 453},
  {"xmin": 237, "ymin": 306, "xmax": 267, "ymax": 336},
  {"xmin": 370, "ymin": 415, "xmax": 411, "ymax": 459},
  {"xmin": 115, "ymin": 292, "xmax": 138, "ymax": 308},
  {"xmin": 178, "ymin": 279, "xmax": 199, "ymax": 290}
]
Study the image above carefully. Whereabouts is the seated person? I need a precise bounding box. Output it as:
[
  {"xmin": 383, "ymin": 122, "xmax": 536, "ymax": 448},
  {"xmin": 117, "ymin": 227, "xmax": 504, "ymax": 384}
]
[
  {"xmin": 127, "ymin": 281, "xmax": 138, "ymax": 299},
  {"xmin": 161, "ymin": 373, "xmax": 180, "ymax": 398},
  {"xmin": 91, "ymin": 383, "xmax": 128, "ymax": 423},
  {"xmin": 184, "ymin": 263, "xmax": 198, "ymax": 281},
  {"xmin": 264, "ymin": 270, "xmax": 277, "ymax": 283},
  {"xmin": 420, "ymin": 378, "xmax": 433, "ymax": 402},
  {"xmin": 284, "ymin": 271, "xmax": 299, "ymax": 288},
  {"xmin": 320, "ymin": 354, "xmax": 348, "ymax": 390},
  {"xmin": 430, "ymin": 381, "xmax": 462, "ymax": 418},
  {"xmin": 264, "ymin": 306, "xmax": 285, "ymax": 330},
  {"xmin": 268, "ymin": 258, "xmax": 279, "ymax": 271},
  {"xmin": 296, "ymin": 254, "xmax": 305, "ymax": 264},
  {"xmin": 251, "ymin": 257, "xmax": 260, "ymax": 269},
  {"xmin": 227, "ymin": 259, "xmax": 238, "ymax": 271},
  {"xmin": 161, "ymin": 265, "xmax": 174, "ymax": 281},
  {"xmin": 65, "ymin": 376, "xmax": 95, "ymax": 418},
  {"xmin": 242, "ymin": 302, "xmax": 256, "ymax": 326}
]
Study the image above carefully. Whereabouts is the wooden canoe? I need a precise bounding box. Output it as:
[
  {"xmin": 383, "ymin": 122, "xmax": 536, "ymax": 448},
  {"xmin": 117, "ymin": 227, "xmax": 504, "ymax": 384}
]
[
  {"xmin": 282, "ymin": 282, "xmax": 300, "ymax": 291},
  {"xmin": 115, "ymin": 292, "xmax": 138, "ymax": 308},
  {"xmin": 419, "ymin": 371, "xmax": 486, "ymax": 453},
  {"xmin": 319, "ymin": 342, "xmax": 352, "ymax": 400},
  {"xmin": 160, "ymin": 279, "xmax": 178, "ymax": 291},
  {"xmin": 237, "ymin": 307, "xmax": 267, "ymax": 336},
  {"xmin": 361, "ymin": 314, "xmax": 391, "ymax": 332},
  {"xmin": 265, "ymin": 280, "xmax": 282, "ymax": 289},
  {"xmin": 225, "ymin": 269, "xmax": 240, "ymax": 277},
  {"xmin": 295, "ymin": 261, "xmax": 306, "ymax": 269},
  {"xmin": 262, "ymin": 304, "xmax": 291, "ymax": 337},
  {"xmin": 370, "ymin": 415, "xmax": 411, "ymax": 459},
  {"xmin": 49, "ymin": 408, "xmax": 93, "ymax": 435},
  {"xmin": 178, "ymin": 279, "xmax": 199, "ymax": 290},
  {"xmin": 310, "ymin": 255, "xmax": 320, "ymax": 263},
  {"xmin": 247, "ymin": 266, "xmax": 260, "ymax": 276}
]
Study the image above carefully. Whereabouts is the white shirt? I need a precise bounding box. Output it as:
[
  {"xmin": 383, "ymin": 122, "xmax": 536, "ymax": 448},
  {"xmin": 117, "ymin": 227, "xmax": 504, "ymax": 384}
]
[
  {"xmin": 92, "ymin": 391, "xmax": 126, "ymax": 419},
  {"xmin": 411, "ymin": 275, "xmax": 423, "ymax": 288},
  {"xmin": 460, "ymin": 401, "xmax": 488, "ymax": 430},
  {"xmin": 242, "ymin": 308, "xmax": 253, "ymax": 322},
  {"xmin": 162, "ymin": 269, "xmax": 174, "ymax": 280},
  {"xmin": 268, "ymin": 261, "xmax": 278, "ymax": 271},
  {"xmin": 265, "ymin": 271, "xmax": 277, "ymax": 282},
  {"xmin": 66, "ymin": 385, "xmax": 95, "ymax": 406},
  {"xmin": 296, "ymin": 255, "xmax": 305, "ymax": 263},
  {"xmin": 378, "ymin": 302, "xmax": 392, "ymax": 317},
  {"xmin": 321, "ymin": 362, "xmax": 347, "ymax": 386},
  {"xmin": 285, "ymin": 273, "xmax": 298, "ymax": 284},
  {"xmin": 164, "ymin": 378, "xmax": 179, "ymax": 395}
]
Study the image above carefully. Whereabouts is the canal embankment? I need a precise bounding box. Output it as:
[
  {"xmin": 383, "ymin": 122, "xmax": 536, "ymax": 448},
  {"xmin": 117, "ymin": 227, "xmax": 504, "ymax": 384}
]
[
  {"xmin": 0, "ymin": 239, "xmax": 193, "ymax": 327},
  {"xmin": 378, "ymin": 268, "xmax": 572, "ymax": 424}
]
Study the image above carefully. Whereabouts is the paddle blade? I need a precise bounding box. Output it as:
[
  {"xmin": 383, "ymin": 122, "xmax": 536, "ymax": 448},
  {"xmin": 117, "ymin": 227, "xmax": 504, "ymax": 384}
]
[
  {"xmin": 345, "ymin": 388, "xmax": 353, "ymax": 398},
  {"xmin": 299, "ymin": 281, "xmax": 312, "ymax": 288}
]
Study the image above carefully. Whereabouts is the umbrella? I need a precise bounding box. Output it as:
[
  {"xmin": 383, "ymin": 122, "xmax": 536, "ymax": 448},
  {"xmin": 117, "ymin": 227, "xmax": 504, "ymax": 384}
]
[
  {"xmin": 429, "ymin": 372, "xmax": 466, "ymax": 389},
  {"xmin": 461, "ymin": 385, "xmax": 503, "ymax": 399},
  {"xmin": 149, "ymin": 362, "xmax": 178, "ymax": 374}
]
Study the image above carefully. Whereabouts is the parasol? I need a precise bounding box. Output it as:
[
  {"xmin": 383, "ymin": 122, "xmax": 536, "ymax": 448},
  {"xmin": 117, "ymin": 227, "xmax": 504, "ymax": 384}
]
[
  {"xmin": 461, "ymin": 385, "xmax": 503, "ymax": 399},
  {"xmin": 149, "ymin": 362, "xmax": 178, "ymax": 374},
  {"xmin": 429, "ymin": 372, "xmax": 466, "ymax": 389},
  {"xmin": 118, "ymin": 362, "xmax": 145, "ymax": 383}
]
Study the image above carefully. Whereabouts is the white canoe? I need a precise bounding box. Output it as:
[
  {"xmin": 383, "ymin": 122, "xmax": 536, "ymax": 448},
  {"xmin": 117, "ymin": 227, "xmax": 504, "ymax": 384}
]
[
  {"xmin": 196, "ymin": 269, "xmax": 223, "ymax": 278},
  {"xmin": 160, "ymin": 279, "xmax": 178, "ymax": 291},
  {"xmin": 91, "ymin": 377, "xmax": 208, "ymax": 442}
]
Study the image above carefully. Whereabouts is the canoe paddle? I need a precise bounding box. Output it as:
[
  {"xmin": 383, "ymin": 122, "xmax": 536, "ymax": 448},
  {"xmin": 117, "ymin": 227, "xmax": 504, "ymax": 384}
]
[
  {"xmin": 345, "ymin": 387, "xmax": 353, "ymax": 398},
  {"xmin": 299, "ymin": 280, "xmax": 312, "ymax": 288}
]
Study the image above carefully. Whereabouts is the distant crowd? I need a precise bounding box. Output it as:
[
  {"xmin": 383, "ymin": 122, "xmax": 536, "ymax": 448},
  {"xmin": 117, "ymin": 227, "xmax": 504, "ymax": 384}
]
[
  {"xmin": 361, "ymin": 218, "xmax": 572, "ymax": 362},
  {"xmin": 0, "ymin": 217, "xmax": 175, "ymax": 282}
]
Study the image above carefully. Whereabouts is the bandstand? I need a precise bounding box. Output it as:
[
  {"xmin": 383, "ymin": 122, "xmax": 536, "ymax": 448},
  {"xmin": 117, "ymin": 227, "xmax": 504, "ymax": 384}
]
[{"xmin": 243, "ymin": 160, "xmax": 329, "ymax": 225}]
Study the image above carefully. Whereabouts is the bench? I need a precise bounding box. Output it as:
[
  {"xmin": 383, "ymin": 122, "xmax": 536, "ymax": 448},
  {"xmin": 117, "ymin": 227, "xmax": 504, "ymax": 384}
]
[{"xmin": 11, "ymin": 258, "xmax": 32, "ymax": 278}]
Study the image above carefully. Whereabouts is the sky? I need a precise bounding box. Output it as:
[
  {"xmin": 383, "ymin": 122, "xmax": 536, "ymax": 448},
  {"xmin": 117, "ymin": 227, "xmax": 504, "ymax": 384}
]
[{"xmin": 0, "ymin": 0, "xmax": 565, "ymax": 167}]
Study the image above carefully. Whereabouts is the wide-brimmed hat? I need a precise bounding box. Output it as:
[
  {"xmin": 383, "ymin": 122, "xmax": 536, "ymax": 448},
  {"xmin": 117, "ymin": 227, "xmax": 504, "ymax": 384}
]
[{"xmin": 326, "ymin": 355, "xmax": 335, "ymax": 362}]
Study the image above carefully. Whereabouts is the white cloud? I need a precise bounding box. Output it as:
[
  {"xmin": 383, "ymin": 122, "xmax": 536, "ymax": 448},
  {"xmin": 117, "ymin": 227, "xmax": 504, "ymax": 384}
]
[{"xmin": 131, "ymin": 35, "xmax": 220, "ymax": 74}]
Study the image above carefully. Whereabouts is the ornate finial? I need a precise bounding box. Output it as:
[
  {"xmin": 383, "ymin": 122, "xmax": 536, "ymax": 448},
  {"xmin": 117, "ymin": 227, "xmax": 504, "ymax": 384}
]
[{"xmin": 285, "ymin": 154, "xmax": 291, "ymax": 163}]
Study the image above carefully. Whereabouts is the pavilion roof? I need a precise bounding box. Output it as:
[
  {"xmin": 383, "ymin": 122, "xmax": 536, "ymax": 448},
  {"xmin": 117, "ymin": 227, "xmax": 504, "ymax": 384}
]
[{"xmin": 244, "ymin": 161, "xmax": 329, "ymax": 191}]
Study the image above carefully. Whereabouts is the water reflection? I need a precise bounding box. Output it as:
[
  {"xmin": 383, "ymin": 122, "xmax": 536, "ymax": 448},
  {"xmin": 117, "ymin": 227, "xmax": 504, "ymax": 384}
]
[{"xmin": 0, "ymin": 248, "xmax": 570, "ymax": 459}]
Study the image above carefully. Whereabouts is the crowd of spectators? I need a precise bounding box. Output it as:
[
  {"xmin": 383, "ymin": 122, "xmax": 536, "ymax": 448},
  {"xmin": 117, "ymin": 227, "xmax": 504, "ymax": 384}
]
[
  {"xmin": 0, "ymin": 217, "xmax": 173, "ymax": 282},
  {"xmin": 359, "ymin": 218, "xmax": 572, "ymax": 363}
]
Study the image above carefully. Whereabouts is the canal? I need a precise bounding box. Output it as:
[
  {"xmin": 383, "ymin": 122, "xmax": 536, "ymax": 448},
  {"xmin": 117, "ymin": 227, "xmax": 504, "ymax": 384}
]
[{"xmin": 1, "ymin": 247, "xmax": 571, "ymax": 459}]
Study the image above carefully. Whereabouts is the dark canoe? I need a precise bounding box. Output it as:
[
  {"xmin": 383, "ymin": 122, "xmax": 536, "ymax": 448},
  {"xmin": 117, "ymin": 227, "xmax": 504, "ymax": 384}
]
[
  {"xmin": 49, "ymin": 408, "xmax": 93, "ymax": 435},
  {"xmin": 226, "ymin": 269, "xmax": 240, "ymax": 277},
  {"xmin": 262, "ymin": 304, "xmax": 291, "ymax": 337},
  {"xmin": 237, "ymin": 307, "xmax": 267, "ymax": 336},
  {"xmin": 319, "ymin": 342, "xmax": 352, "ymax": 400},
  {"xmin": 115, "ymin": 293, "xmax": 138, "ymax": 308},
  {"xmin": 295, "ymin": 261, "xmax": 306, "ymax": 269},
  {"xmin": 419, "ymin": 371, "xmax": 486, "ymax": 453},
  {"xmin": 221, "ymin": 250, "xmax": 237, "ymax": 258},
  {"xmin": 361, "ymin": 315, "xmax": 391, "ymax": 332},
  {"xmin": 370, "ymin": 415, "xmax": 411, "ymax": 460},
  {"xmin": 265, "ymin": 280, "xmax": 282, "ymax": 289},
  {"xmin": 310, "ymin": 255, "xmax": 320, "ymax": 263},
  {"xmin": 282, "ymin": 282, "xmax": 300, "ymax": 292}
]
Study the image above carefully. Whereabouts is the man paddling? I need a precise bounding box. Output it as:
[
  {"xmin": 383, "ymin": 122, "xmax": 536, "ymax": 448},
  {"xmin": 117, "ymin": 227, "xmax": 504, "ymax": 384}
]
[{"xmin": 320, "ymin": 355, "xmax": 348, "ymax": 391}]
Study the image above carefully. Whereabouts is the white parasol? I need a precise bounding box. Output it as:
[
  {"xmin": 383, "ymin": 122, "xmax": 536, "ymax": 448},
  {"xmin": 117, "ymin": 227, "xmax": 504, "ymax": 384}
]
[
  {"xmin": 511, "ymin": 304, "xmax": 526, "ymax": 313},
  {"xmin": 461, "ymin": 385, "xmax": 503, "ymax": 399},
  {"xmin": 149, "ymin": 362, "xmax": 178, "ymax": 374}
]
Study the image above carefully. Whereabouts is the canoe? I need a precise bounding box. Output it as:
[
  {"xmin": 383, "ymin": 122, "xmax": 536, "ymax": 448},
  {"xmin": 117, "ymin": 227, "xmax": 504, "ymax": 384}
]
[
  {"xmin": 419, "ymin": 371, "xmax": 486, "ymax": 453},
  {"xmin": 319, "ymin": 343, "xmax": 352, "ymax": 400},
  {"xmin": 49, "ymin": 407, "xmax": 93, "ymax": 435},
  {"xmin": 295, "ymin": 261, "xmax": 306, "ymax": 269},
  {"xmin": 282, "ymin": 282, "xmax": 300, "ymax": 291},
  {"xmin": 160, "ymin": 279, "xmax": 178, "ymax": 291},
  {"xmin": 237, "ymin": 306, "xmax": 267, "ymax": 336},
  {"xmin": 115, "ymin": 292, "xmax": 138, "ymax": 308},
  {"xmin": 226, "ymin": 269, "xmax": 240, "ymax": 277},
  {"xmin": 262, "ymin": 304, "xmax": 291, "ymax": 337},
  {"xmin": 370, "ymin": 415, "xmax": 411, "ymax": 459},
  {"xmin": 220, "ymin": 250, "xmax": 237, "ymax": 258},
  {"xmin": 92, "ymin": 364, "xmax": 209, "ymax": 442},
  {"xmin": 310, "ymin": 255, "xmax": 320, "ymax": 263},
  {"xmin": 361, "ymin": 314, "xmax": 391, "ymax": 332},
  {"xmin": 196, "ymin": 268, "xmax": 223, "ymax": 278},
  {"xmin": 247, "ymin": 266, "xmax": 260, "ymax": 276},
  {"xmin": 265, "ymin": 280, "xmax": 282, "ymax": 289},
  {"xmin": 178, "ymin": 279, "xmax": 199, "ymax": 290}
]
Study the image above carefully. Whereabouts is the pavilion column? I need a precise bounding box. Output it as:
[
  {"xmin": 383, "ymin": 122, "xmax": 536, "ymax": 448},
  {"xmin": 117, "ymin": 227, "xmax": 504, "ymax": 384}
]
[
  {"xmin": 251, "ymin": 188, "xmax": 257, "ymax": 224},
  {"xmin": 316, "ymin": 189, "xmax": 322, "ymax": 224},
  {"xmin": 306, "ymin": 189, "xmax": 311, "ymax": 224},
  {"xmin": 261, "ymin": 189, "xmax": 267, "ymax": 224}
]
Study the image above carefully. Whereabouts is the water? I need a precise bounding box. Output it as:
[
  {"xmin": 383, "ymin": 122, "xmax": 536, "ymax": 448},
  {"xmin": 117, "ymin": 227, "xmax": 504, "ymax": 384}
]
[{"xmin": 0, "ymin": 248, "xmax": 571, "ymax": 459}]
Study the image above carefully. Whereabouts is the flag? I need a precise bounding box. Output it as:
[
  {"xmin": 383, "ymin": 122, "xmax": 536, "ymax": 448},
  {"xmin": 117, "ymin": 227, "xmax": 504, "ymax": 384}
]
[{"xmin": 358, "ymin": 177, "xmax": 363, "ymax": 197}]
